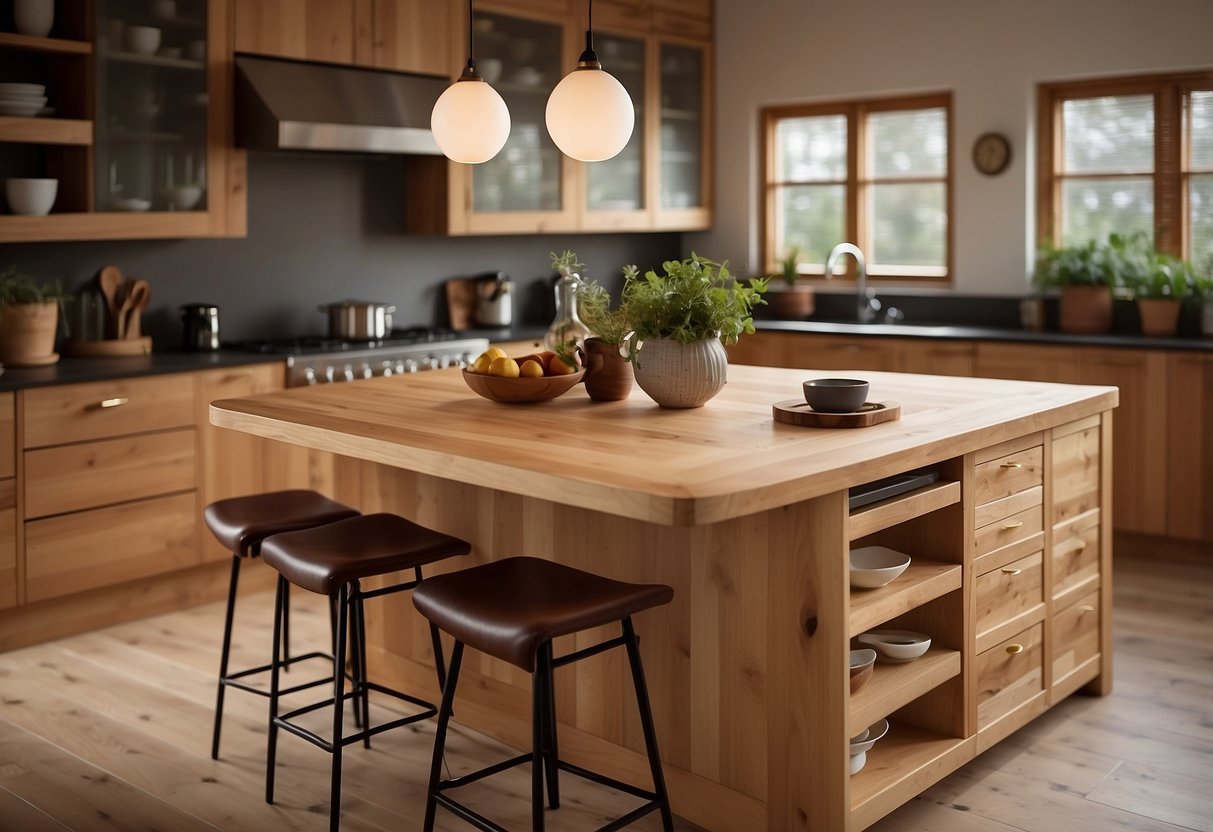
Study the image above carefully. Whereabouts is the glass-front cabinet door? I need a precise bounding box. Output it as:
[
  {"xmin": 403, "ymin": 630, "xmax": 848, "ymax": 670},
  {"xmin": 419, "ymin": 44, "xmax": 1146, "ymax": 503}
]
[
  {"xmin": 95, "ymin": 0, "xmax": 209, "ymax": 215},
  {"xmin": 581, "ymin": 29, "xmax": 647, "ymax": 228},
  {"xmin": 654, "ymin": 38, "xmax": 710, "ymax": 229}
]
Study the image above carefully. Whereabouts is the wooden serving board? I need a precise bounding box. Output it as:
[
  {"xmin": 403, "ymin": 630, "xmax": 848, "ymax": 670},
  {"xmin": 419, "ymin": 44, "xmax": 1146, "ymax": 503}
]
[
  {"xmin": 65, "ymin": 337, "xmax": 152, "ymax": 357},
  {"xmin": 772, "ymin": 399, "xmax": 901, "ymax": 428}
]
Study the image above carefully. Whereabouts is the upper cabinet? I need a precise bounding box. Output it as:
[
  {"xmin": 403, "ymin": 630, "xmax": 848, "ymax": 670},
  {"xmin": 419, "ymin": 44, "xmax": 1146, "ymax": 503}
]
[
  {"xmin": 404, "ymin": 0, "xmax": 713, "ymax": 235},
  {"xmin": 0, "ymin": 0, "xmax": 245, "ymax": 242},
  {"xmin": 234, "ymin": 0, "xmax": 450, "ymax": 77}
]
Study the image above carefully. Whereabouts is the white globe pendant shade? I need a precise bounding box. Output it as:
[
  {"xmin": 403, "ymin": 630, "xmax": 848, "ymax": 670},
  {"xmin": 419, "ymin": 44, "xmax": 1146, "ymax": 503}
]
[
  {"xmin": 545, "ymin": 67, "xmax": 634, "ymax": 162},
  {"xmin": 431, "ymin": 78, "xmax": 511, "ymax": 164}
]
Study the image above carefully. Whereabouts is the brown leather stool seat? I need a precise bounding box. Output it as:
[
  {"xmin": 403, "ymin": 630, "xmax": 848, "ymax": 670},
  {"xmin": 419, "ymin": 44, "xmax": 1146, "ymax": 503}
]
[
  {"xmin": 412, "ymin": 556, "xmax": 675, "ymax": 832},
  {"xmin": 204, "ymin": 489, "xmax": 359, "ymax": 762},
  {"xmin": 259, "ymin": 512, "xmax": 470, "ymax": 832}
]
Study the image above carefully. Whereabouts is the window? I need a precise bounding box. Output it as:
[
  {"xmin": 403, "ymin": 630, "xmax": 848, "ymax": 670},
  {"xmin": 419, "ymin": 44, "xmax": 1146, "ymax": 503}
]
[
  {"xmin": 761, "ymin": 93, "xmax": 952, "ymax": 281},
  {"xmin": 1038, "ymin": 70, "xmax": 1213, "ymax": 275}
]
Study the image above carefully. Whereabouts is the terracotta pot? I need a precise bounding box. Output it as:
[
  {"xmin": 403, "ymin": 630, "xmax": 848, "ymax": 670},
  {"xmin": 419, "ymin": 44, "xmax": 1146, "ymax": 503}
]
[
  {"xmin": 767, "ymin": 284, "xmax": 815, "ymax": 319},
  {"xmin": 1059, "ymin": 285, "xmax": 1113, "ymax": 334},
  {"xmin": 0, "ymin": 301, "xmax": 59, "ymax": 366},
  {"xmin": 628, "ymin": 335, "xmax": 728, "ymax": 409},
  {"xmin": 581, "ymin": 337, "xmax": 633, "ymax": 402},
  {"xmin": 1137, "ymin": 298, "xmax": 1181, "ymax": 337}
]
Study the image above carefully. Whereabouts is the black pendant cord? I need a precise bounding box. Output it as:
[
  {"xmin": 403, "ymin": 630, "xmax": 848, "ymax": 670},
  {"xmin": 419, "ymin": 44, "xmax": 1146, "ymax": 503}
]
[
  {"xmin": 466, "ymin": 0, "xmax": 475, "ymax": 71},
  {"xmin": 580, "ymin": 0, "xmax": 599, "ymax": 63}
]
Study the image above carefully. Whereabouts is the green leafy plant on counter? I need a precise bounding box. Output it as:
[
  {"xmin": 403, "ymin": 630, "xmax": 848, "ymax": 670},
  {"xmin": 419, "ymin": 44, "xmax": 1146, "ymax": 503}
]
[
  {"xmin": 1032, "ymin": 233, "xmax": 1141, "ymax": 292},
  {"xmin": 620, "ymin": 253, "xmax": 767, "ymax": 347},
  {"xmin": 549, "ymin": 249, "xmax": 585, "ymax": 279},
  {"xmin": 779, "ymin": 245, "xmax": 803, "ymax": 286},
  {"xmin": 0, "ymin": 265, "xmax": 66, "ymax": 309},
  {"xmin": 578, "ymin": 278, "xmax": 632, "ymax": 346},
  {"xmin": 1120, "ymin": 237, "xmax": 1198, "ymax": 300}
]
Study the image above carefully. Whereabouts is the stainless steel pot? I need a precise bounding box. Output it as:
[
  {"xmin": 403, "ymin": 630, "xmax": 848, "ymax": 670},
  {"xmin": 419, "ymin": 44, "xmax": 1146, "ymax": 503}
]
[{"xmin": 319, "ymin": 300, "xmax": 395, "ymax": 340}]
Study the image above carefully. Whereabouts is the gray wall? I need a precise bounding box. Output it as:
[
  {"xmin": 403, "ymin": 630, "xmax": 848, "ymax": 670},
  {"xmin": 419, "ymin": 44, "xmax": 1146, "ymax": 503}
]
[{"xmin": 3, "ymin": 152, "xmax": 682, "ymax": 346}]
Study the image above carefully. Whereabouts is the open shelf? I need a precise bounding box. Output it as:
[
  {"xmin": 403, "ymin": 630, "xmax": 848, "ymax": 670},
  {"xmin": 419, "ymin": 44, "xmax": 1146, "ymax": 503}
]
[
  {"xmin": 849, "ymin": 559, "xmax": 961, "ymax": 637},
  {"xmin": 849, "ymin": 720, "xmax": 972, "ymax": 830},
  {"xmin": 0, "ymin": 31, "xmax": 92, "ymax": 55},
  {"xmin": 0, "ymin": 117, "xmax": 92, "ymax": 145},
  {"xmin": 849, "ymin": 480, "xmax": 961, "ymax": 540},
  {"xmin": 848, "ymin": 647, "xmax": 961, "ymax": 736}
]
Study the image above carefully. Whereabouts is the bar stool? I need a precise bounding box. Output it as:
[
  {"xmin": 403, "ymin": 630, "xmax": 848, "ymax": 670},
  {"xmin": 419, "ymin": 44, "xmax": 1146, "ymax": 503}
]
[
  {"xmin": 412, "ymin": 556, "xmax": 675, "ymax": 832},
  {"xmin": 204, "ymin": 489, "xmax": 360, "ymax": 760},
  {"xmin": 259, "ymin": 512, "xmax": 471, "ymax": 832}
]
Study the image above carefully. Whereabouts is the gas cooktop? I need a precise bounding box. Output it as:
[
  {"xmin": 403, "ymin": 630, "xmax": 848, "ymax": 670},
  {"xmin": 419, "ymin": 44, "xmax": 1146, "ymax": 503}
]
[{"xmin": 226, "ymin": 326, "xmax": 466, "ymax": 355}]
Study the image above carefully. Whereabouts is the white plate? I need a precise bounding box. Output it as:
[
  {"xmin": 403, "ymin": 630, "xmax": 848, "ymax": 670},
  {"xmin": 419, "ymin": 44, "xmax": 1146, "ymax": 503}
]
[
  {"xmin": 0, "ymin": 83, "xmax": 45, "ymax": 95},
  {"xmin": 857, "ymin": 630, "xmax": 932, "ymax": 663},
  {"xmin": 848, "ymin": 718, "xmax": 889, "ymax": 755},
  {"xmin": 0, "ymin": 101, "xmax": 44, "ymax": 117}
]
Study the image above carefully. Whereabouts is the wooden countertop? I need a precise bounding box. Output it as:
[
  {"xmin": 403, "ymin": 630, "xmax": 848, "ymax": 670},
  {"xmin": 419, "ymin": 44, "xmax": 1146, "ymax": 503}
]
[{"xmin": 210, "ymin": 364, "xmax": 1116, "ymax": 526}]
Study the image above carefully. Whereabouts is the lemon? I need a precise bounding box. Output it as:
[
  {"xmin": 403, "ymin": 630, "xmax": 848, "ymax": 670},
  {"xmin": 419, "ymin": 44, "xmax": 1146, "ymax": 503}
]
[
  {"xmin": 485, "ymin": 347, "xmax": 508, "ymax": 361},
  {"xmin": 489, "ymin": 356, "xmax": 520, "ymax": 378},
  {"xmin": 472, "ymin": 353, "xmax": 493, "ymax": 374},
  {"xmin": 519, "ymin": 359, "xmax": 544, "ymax": 378}
]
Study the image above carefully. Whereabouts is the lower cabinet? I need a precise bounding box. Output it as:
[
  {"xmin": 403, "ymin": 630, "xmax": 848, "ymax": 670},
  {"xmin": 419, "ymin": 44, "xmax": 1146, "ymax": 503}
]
[
  {"xmin": 975, "ymin": 622, "xmax": 1045, "ymax": 735},
  {"xmin": 1166, "ymin": 352, "xmax": 1213, "ymax": 541}
]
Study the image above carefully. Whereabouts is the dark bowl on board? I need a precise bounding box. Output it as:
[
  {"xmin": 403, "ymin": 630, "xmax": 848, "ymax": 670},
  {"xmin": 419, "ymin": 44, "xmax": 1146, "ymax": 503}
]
[{"xmin": 803, "ymin": 378, "xmax": 870, "ymax": 413}]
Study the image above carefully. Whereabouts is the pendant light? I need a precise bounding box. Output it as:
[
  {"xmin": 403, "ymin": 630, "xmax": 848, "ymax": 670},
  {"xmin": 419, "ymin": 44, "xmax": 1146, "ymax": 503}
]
[
  {"xmin": 545, "ymin": 0, "xmax": 634, "ymax": 162},
  {"xmin": 431, "ymin": 0, "xmax": 510, "ymax": 164}
]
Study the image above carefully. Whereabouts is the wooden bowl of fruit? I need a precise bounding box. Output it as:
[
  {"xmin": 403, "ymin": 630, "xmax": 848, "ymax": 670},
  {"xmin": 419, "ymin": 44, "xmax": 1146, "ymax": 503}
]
[{"xmin": 462, "ymin": 348, "xmax": 585, "ymax": 403}]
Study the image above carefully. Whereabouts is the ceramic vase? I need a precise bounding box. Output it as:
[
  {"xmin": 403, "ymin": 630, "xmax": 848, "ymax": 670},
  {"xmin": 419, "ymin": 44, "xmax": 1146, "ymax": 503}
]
[
  {"xmin": 629, "ymin": 335, "xmax": 728, "ymax": 409},
  {"xmin": 582, "ymin": 337, "xmax": 633, "ymax": 402},
  {"xmin": 1137, "ymin": 298, "xmax": 1181, "ymax": 337},
  {"xmin": 1059, "ymin": 285, "xmax": 1113, "ymax": 334},
  {"xmin": 0, "ymin": 301, "xmax": 59, "ymax": 366},
  {"xmin": 15, "ymin": 0, "xmax": 55, "ymax": 37}
]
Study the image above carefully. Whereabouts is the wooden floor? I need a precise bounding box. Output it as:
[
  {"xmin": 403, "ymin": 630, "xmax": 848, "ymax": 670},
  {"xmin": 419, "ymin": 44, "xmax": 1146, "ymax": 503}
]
[{"xmin": 0, "ymin": 556, "xmax": 1209, "ymax": 831}]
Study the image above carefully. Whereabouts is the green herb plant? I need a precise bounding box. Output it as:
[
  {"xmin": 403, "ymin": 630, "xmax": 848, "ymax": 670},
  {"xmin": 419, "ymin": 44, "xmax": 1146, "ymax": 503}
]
[
  {"xmin": 578, "ymin": 278, "xmax": 632, "ymax": 346},
  {"xmin": 620, "ymin": 253, "xmax": 767, "ymax": 347},
  {"xmin": 1032, "ymin": 233, "xmax": 1142, "ymax": 292},
  {"xmin": 0, "ymin": 266, "xmax": 65, "ymax": 307},
  {"xmin": 779, "ymin": 245, "xmax": 802, "ymax": 287}
]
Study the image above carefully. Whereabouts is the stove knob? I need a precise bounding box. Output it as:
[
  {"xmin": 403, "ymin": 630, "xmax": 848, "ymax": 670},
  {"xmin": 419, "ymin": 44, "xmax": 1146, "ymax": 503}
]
[
  {"xmin": 343, "ymin": 365, "xmax": 355, "ymax": 382},
  {"xmin": 360, "ymin": 363, "xmax": 374, "ymax": 379},
  {"xmin": 438, "ymin": 354, "xmax": 455, "ymax": 369},
  {"xmin": 403, "ymin": 358, "xmax": 420, "ymax": 374},
  {"xmin": 304, "ymin": 366, "xmax": 317, "ymax": 385},
  {"xmin": 459, "ymin": 352, "xmax": 475, "ymax": 367},
  {"xmin": 420, "ymin": 355, "xmax": 437, "ymax": 371},
  {"xmin": 324, "ymin": 366, "xmax": 336, "ymax": 384},
  {"xmin": 380, "ymin": 361, "xmax": 394, "ymax": 378}
]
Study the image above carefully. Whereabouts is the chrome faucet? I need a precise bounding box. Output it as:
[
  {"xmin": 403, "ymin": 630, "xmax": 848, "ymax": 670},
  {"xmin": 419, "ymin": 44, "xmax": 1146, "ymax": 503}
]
[{"xmin": 823, "ymin": 242, "xmax": 879, "ymax": 324}]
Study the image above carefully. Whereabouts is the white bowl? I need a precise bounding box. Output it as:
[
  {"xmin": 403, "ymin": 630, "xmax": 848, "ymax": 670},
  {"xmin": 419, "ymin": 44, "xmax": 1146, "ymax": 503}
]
[
  {"xmin": 6, "ymin": 177, "xmax": 57, "ymax": 215},
  {"xmin": 162, "ymin": 184, "xmax": 202, "ymax": 210},
  {"xmin": 849, "ymin": 750, "xmax": 867, "ymax": 775},
  {"xmin": 0, "ymin": 83, "xmax": 45, "ymax": 96},
  {"xmin": 126, "ymin": 25, "xmax": 162, "ymax": 55},
  {"xmin": 0, "ymin": 100, "xmax": 46, "ymax": 117},
  {"xmin": 849, "ymin": 718, "xmax": 889, "ymax": 756},
  {"xmin": 112, "ymin": 197, "xmax": 151, "ymax": 212},
  {"xmin": 849, "ymin": 545, "xmax": 911, "ymax": 589},
  {"xmin": 849, "ymin": 648, "xmax": 876, "ymax": 693},
  {"xmin": 857, "ymin": 630, "xmax": 932, "ymax": 663}
]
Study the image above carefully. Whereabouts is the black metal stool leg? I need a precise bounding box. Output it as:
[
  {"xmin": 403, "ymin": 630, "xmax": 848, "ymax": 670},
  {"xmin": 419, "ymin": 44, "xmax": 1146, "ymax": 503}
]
[
  {"xmin": 282, "ymin": 581, "xmax": 291, "ymax": 669},
  {"xmin": 211, "ymin": 553, "xmax": 241, "ymax": 760},
  {"xmin": 347, "ymin": 591, "xmax": 363, "ymax": 731},
  {"xmin": 539, "ymin": 641, "xmax": 560, "ymax": 809},
  {"xmin": 623, "ymin": 617, "xmax": 674, "ymax": 831},
  {"xmin": 356, "ymin": 591, "xmax": 371, "ymax": 748},
  {"xmin": 265, "ymin": 574, "xmax": 287, "ymax": 804},
  {"xmin": 531, "ymin": 658, "xmax": 546, "ymax": 832},
  {"xmin": 329, "ymin": 583, "xmax": 349, "ymax": 832},
  {"xmin": 423, "ymin": 640, "xmax": 464, "ymax": 832}
]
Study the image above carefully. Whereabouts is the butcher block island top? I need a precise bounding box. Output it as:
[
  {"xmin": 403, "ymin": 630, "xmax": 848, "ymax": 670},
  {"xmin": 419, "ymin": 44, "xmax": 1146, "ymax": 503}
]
[
  {"xmin": 210, "ymin": 364, "xmax": 1117, "ymax": 832},
  {"xmin": 209, "ymin": 364, "xmax": 1116, "ymax": 527}
]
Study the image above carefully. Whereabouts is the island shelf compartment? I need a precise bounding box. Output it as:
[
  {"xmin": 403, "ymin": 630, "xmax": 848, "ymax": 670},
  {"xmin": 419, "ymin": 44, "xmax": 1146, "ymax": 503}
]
[
  {"xmin": 848, "ymin": 479, "xmax": 960, "ymax": 541},
  {"xmin": 848, "ymin": 645, "xmax": 961, "ymax": 736},
  {"xmin": 848, "ymin": 560, "xmax": 961, "ymax": 638}
]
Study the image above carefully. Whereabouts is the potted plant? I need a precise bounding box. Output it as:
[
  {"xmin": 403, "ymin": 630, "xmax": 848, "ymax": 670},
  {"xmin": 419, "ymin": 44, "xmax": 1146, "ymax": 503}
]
[
  {"xmin": 0, "ymin": 266, "xmax": 64, "ymax": 367},
  {"xmin": 1125, "ymin": 243, "xmax": 1197, "ymax": 337},
  {"xmin": 766, "ymin": 245, "xmax": 815, "ymax": 319},
  {"xmin": 620, "ymin": 254, "xmax": 766, "ymax": 408},
  {"xmin": 1033, "ymin": 234, "xmax": 1131, "ymax": 334},
  {"xmin": 578, "ymin": 276, "xmax": 635, "ymax": 402},
  {"xmin": 1193, "ymin": 259, "xmax": 1213, "ymax": 338}
]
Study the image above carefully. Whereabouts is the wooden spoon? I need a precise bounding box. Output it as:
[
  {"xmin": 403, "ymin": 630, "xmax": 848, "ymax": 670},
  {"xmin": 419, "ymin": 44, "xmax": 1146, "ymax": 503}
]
[
  {"xmin": 97, "ymin": 266, "xmax": 125, "ymax": 339},
  {"xmin": 123, "ymin": 279, "xmax": 150, "ymax": 339},
  {"xmin": 114, "ymin": 277, "xmax": 139, "ymax": 340}
]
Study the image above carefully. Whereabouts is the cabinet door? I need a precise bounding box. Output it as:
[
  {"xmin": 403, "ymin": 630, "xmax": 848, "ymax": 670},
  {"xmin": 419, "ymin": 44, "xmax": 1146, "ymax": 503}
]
[
  {"xmin": 235, "ymin": 0, "xmax": 356, "ymax": 64},
  {"xmin": 974, "ymin": 343, "xmax": 1077, "ymax": 383},
  {"xmin": 897, "ymin": 340, "xmax": 975, "ymax": 376},
  {"xmin": 1077, "ymin": 348, "xmax": 1168, "ymax": 536},
  {"xmin": 653, "ymin": 36, "xmax": 711, "ymax": 230},
  {"xmin": 1166, "ymin": 352, "xmax": 1213, "ymax": 542},
  {"xmin": 787, "ymin": 335, "xmax": 898, "ymax": 372},
  {"xmin": 354, "ymin": 0, "xmax": 450, "ymax": 77}
]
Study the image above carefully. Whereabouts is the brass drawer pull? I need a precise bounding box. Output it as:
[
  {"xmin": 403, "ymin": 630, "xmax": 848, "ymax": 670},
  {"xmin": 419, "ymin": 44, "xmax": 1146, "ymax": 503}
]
[
  {"xmin": 1002, "ymin": 521, "xmax": 1024, "ymax": 530},
  {"xmin": 1078, "ymin": 604, "xmax": 1095, "ymax": 613},
  {"xmin": 1001, "ymin": 567, "xmax": 1022, "ymax": 575},
  {"xmin": 1005, "ymin": 644, "xmax": 1024, "ymax": 655},
  {"xmin": 1000, "ymin": 462, "xmax": 1023, "ymax": 469},
  {"xmin": 98, "ymin": 397, "xmax": 130, "ymax": 409},
  {"xmin": 1075, "ymin": 540, "xmax": 1088, "ymax": 551}
]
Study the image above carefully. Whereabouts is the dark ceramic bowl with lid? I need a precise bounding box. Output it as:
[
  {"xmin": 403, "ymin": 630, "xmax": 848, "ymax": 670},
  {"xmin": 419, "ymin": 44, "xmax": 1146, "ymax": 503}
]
[{"xmin": 803, "ymin": 378, "xmax": 869, "ymax": 413}]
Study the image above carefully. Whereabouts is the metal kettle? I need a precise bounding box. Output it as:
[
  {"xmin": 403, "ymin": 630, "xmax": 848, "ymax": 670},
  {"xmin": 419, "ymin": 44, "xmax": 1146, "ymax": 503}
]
[
  {"xmin": 474, "ymin": 271, "xmax": 513, "ymax": 327},
  {"xmin": 181, "ymin": 303, "xmax": 220, "ymax": 351}
]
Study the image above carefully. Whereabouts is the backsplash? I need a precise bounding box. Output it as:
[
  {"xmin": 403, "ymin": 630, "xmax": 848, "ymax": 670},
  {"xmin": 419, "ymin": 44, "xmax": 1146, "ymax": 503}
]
[{"xmin": 1, "ymin": 152, "xmax": 681, "ymax": 347}]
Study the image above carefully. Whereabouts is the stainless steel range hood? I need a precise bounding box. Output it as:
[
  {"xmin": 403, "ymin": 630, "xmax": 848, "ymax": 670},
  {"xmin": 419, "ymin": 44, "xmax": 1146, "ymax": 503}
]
[{"xmin": 235, "ymin": 55, "xmax": 447, "ymax": 155}]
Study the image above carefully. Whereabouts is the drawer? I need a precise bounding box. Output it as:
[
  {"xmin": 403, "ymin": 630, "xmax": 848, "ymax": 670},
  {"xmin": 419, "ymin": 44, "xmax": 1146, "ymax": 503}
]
[
  {"xmin": 1053, "ymin": 509, "xmax": 1101, "ymax": 604},
  {"xmin": 1051, "ymin": 421, "xmax": 1101, "ymax": 526},
  {"xmin": 974, "ymin": 446, "xmax": 1043, "ymax": 507},
  {"xmin": 975, "ymin": 551, "xmax": 1044, "ymax": 652},
  {"xmin": 0, "ymin": 391, "xmax": 13, "ymax": 477},
  {"xmin": 22, "ymin": 374, "xmax": 194, "ymax": 449},
  {"xmin": 25, "ymin": 492, "xmax": 198, "ymax": 603},
  {"xmin": 24, "ymin": 429, "xmax": 197, "ymax": 519},
  {"xmin": 974, "ymin": 504, "xmax": 1043, "ymax": 569},
  {"xmin": 0, "ymin": 506, "xmax": 15, "ymax": 610},
  {"xmin": 1053, "ymin": 589, "xmax": 1101, "ymax": 686},
  {"xmin": 976, "ymin": 622, "xmax": 1043, "ymax": 731}
]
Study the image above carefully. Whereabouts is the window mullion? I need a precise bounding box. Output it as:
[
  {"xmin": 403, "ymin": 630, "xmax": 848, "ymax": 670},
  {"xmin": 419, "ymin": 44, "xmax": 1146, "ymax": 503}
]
[
  {"xmin": 848, "ymin": 103, "xmax": 862, "ymax": 277},
  {"xmin": 1157, "ymin": 84, "xmax": 1182, "ymax": 255}
]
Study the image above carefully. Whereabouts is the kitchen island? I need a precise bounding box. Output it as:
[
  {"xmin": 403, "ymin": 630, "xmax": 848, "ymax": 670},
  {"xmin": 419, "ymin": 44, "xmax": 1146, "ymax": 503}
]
[{"xmin": 210, "ymin": 364, "xmax": 1116, "ymax": 832}]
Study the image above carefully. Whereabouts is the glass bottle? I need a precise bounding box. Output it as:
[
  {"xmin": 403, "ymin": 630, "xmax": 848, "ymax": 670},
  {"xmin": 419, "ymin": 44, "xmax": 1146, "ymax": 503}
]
[{"xmin": 544, "ymin": 272, "xmax": 592, "ymax": 352}]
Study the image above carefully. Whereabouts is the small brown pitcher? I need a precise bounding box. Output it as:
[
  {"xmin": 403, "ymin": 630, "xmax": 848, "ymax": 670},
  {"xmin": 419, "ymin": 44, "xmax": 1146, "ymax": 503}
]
[{"xmin": 581, "ymin": 337, "xmax": 634, "ymax": 402}]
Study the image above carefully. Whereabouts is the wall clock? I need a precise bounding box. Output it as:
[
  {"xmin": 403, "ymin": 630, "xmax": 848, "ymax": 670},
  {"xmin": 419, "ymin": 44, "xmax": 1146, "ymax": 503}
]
[{"xmin": 973, "ymin": 132, "xmax": 1011, "ymax": 175}]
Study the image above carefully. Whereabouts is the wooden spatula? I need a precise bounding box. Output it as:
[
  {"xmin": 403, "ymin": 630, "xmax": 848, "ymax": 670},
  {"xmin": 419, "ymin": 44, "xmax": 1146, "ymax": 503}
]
[
  {"xmin": 124, "ymin": 279, "xmax": 150, "ymax": 339},
  {"xmin": 98, "ymin": 266, "xmax": 125, "ymax": 339}
]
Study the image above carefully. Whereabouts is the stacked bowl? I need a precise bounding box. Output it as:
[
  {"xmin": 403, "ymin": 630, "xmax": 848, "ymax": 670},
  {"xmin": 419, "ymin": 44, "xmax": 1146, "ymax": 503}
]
[{"xmin": 0, "ymin": 83, "xmax": 49, "ymax": 117}]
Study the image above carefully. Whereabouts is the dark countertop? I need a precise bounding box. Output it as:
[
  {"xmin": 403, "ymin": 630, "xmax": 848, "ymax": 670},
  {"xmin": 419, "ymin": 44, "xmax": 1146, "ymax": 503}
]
[
  {"xmin": 0, "ymin": 350, "xmax": 285, "ymax": 393},
  {"xmin": 755, "ymin": 319, "xmax": 1213, "ymax": 352}
]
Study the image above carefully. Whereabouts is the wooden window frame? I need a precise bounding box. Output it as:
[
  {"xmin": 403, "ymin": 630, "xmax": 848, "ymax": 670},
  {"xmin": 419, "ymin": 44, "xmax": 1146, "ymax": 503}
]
[
  {"xmin": 760, "ymin": 92, "xmax": 953, "ymax": 284},
  {"xmin": 1037, "ymin": 69, "xmax": 1213, "ymax": 258}
]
